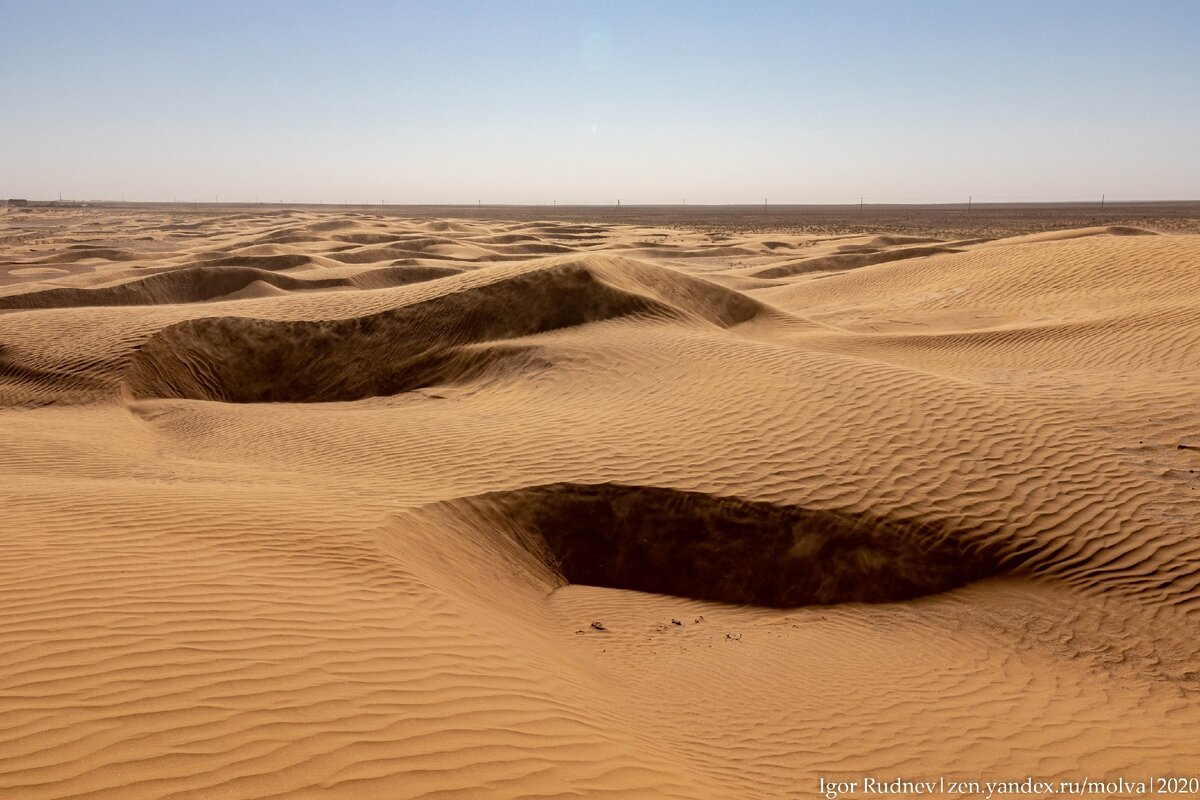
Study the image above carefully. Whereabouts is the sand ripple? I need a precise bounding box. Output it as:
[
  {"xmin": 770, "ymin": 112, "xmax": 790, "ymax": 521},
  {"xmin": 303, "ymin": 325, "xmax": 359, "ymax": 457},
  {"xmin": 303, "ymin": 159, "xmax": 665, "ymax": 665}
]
[{"xmin": 1, "ymin": 208, "xmax": 1198, "ymax": 798}]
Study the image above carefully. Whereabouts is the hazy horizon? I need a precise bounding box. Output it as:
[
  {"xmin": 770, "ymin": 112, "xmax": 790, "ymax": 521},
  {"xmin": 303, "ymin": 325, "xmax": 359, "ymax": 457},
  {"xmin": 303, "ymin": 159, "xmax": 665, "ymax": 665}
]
[{"xmin": 3, "ymin": 0, "xmax": 1198, "ymax": 205}]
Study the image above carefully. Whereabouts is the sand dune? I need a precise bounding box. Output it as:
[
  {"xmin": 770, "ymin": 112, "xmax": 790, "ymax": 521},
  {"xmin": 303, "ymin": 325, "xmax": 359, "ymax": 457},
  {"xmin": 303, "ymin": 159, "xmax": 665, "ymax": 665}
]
[
  {"xmin": 744, "ymin": 243, "xmax": 965, "ymax": 279},
  {"xmin": 0, "ymin": 264, "xmax": 465, "ymax": 310},
  {"xmin": 1, "ymin": 207, "xmax": 1198, "ymax": 799}
]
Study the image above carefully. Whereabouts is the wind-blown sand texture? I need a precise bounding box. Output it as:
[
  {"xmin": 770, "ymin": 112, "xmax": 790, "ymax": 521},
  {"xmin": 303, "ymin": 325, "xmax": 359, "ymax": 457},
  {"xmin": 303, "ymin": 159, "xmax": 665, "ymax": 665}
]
[{"xmin": 1, "ymin": 207, "xmax": 1198, "ymax": 799}]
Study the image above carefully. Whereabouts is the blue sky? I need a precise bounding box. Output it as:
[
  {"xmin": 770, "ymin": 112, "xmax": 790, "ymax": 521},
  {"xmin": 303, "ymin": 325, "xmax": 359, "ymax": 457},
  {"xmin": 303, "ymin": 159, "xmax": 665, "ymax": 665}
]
[{"xmin": 2, "ymin": 0, "xmax": 1197, "ymax": 204}]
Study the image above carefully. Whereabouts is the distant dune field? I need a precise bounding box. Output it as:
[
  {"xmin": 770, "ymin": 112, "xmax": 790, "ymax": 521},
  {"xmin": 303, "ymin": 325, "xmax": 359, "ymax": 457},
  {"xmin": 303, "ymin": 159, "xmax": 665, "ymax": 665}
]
[{"xmin": 1, "ymin": 207, "xmax": 1198, "ymax": 799}]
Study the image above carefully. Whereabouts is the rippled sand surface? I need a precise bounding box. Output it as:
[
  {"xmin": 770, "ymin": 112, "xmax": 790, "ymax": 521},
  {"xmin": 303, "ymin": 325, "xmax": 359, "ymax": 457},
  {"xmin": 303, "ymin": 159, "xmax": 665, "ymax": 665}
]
[{"xmin": 2, "ymin": 208, "xmax": 1198, "ymax": 798}]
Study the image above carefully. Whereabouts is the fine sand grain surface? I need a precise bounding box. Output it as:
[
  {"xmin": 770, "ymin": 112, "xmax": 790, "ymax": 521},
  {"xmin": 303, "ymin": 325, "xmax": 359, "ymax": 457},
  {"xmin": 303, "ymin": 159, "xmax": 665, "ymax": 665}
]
[{"xmin": 1, "ymin": 206, "xmax": 1198, "ymax": 798}]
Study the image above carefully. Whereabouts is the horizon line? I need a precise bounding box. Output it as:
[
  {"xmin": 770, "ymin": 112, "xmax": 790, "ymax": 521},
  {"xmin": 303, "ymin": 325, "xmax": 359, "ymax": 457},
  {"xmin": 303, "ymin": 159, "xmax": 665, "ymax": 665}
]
[{"xmin": 7, "ymin": 198, "xmax": 1200, "ymax": 208}]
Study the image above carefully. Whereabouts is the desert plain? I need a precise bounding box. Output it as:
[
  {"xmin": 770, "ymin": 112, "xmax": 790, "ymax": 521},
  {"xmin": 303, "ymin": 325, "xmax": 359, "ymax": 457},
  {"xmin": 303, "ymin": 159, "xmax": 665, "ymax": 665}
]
[{"xmin": 1, "ymin": 202, "xmax": 1199, "ymax": 798}]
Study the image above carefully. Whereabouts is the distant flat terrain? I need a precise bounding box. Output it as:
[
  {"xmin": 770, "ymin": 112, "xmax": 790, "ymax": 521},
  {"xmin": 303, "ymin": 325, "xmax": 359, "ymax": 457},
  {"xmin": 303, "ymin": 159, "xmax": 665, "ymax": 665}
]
[
  {"xmin": 1, "ymin": 207, "xmax": 1198, "ymax": 799},
  {"xmin": 13, "ymin": 199, "xmax": 1200, "ymax": 238}
]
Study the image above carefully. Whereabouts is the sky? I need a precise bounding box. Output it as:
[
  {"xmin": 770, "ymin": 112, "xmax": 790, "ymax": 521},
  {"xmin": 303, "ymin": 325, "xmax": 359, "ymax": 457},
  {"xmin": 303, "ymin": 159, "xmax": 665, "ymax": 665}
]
[{"xmin": 2, "ymin": 0, "xmax": 1198, "ymax": 205}]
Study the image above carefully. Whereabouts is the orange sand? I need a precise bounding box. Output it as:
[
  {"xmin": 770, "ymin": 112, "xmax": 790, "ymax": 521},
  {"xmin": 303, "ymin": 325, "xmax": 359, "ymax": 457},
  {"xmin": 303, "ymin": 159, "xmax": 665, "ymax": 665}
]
[{"xmin": 1, "ymin": 208, "xmax": 1198, "ymax": 798}]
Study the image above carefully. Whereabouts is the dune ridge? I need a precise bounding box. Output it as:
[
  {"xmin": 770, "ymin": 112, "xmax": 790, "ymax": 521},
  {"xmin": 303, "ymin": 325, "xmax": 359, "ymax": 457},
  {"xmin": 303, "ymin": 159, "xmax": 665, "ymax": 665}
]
[{"xmin": 124, "ymin": 257, "xmax": 762, "ymax": 403}]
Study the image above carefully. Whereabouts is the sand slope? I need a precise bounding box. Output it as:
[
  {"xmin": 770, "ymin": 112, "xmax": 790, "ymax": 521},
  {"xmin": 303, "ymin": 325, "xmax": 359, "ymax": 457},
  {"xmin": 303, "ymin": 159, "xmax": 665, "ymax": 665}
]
[{"xmin": 1, "ymin": 209, "xmax": 1198, "ymax": 799}]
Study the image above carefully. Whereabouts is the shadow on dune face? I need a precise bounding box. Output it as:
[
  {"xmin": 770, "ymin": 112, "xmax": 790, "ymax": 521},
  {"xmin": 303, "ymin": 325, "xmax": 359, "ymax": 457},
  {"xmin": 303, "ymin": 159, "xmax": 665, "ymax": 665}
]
[
  {"xmin": 452, "ymin": 484, "xmax": 1001, "ymax": 607},
  {"xmin": 126, "ymin": 266, "xmax": 649, "ymax": 403},
  {"xmin": 125, "ymin": 260, "xmax": 762, "ymax": 403},
  {"xmin": 749, "ymin": 244, "xmax": 964, "ymax": 279}
]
